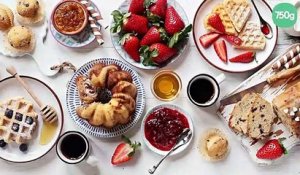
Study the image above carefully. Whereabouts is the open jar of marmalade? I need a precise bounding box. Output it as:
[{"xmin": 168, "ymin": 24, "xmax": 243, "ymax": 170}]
[{"xmin": 151, "ymin": 70, "xmax": 182, "ymax": 101}]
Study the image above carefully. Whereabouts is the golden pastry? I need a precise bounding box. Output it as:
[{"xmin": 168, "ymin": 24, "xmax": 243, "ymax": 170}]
[
  {"xmin": 199, "ymin": 128, "xmax": 229, "ymax": 161},
  {"xmin": 16, "ymin": 0, "xmax": 45, "ymax": 25},
  {"xmin": 0, "ymin": 4, "xmax": 14, "ymax": 30}
]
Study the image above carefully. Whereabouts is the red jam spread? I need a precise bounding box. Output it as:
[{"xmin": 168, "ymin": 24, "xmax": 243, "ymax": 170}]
[
  {"xmin": 144, "ymin": 107, "xmax": 189, "ymax": 151},
  {"xmin": 261, "ymin": 24, "xmax": 270, "ymax": 35},
  {"xmin": 54, "ymin": 2, "xmax": 85, "ymax": 33}
]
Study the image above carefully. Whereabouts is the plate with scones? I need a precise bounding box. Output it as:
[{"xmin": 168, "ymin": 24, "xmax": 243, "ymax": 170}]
[
  {"xmin": 193, "ymin": 0, "xmax": 278, "ymax": 73},
  {"xmin": 217, "ymin": 44, "xmax": 300, "ymax": 165},
  {"xmin": 0, "ymin": 76, "xmax": 63, "ymax": 163},
  {"xmin": 66, "ymin": 58, "xmax": 146, "ymax": 138},
  {"xmin": 0, "ymin": 0, "xmax": 45, "ymax": 57}
]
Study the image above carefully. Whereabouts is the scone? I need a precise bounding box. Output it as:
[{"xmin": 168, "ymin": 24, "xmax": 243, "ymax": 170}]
[
  {"xmin": 0, "ymin": 4, "xmax": 14, "ymax": 30},
  {"xmin": 229, "ymin": 93, "xmax": 275, "ymax": 140},
  {"xmin": 273, "ymin": 82, "xmax": 300, "ymax": 137},
  {"xmin": 204, "ymin": 3, "xmax": 237, "ymax": 35},
  {"xmin": 4, "ymin": 25, "xmax": 36, "ymax": 54},
  {"xmin": 235, "ymin": 21, "xmax": 266, "ymax": 50},
  {"xmin": 16, "ymin": 0, "xmax": 45, "ymax": 25},
  {"xmin": 223, "ymin": 0, "xmax": 251, "ymax": 33},
  {"xmin": 199, "ymin": 128, "xmax": 229, "ymax": 161}
]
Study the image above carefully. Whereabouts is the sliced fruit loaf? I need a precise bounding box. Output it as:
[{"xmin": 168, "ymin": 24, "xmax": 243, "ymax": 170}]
[
  {"xmin": 247, "ymin": 95, "xmax": 275, "ymax": 140},
  {"xmin": 229, "ymin": 93, "xmax": 258, "ymax": 135},
  {"xmin": 272, "ymin": 82, "xmax": 300, "ymax": 137}
]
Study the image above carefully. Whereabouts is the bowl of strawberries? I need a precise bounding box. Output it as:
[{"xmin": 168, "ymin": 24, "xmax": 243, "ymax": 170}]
[{"xmin": 111, "ymin": 0, "xmax": 192, "ymax": 69}]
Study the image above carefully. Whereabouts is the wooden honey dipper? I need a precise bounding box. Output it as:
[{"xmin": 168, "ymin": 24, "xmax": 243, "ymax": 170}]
[{"xmin": 6, "ymin": 66, "xmax": 58, "ymax": 123}]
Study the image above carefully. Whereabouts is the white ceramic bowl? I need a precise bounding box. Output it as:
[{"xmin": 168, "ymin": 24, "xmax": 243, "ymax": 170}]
[{"xmin": 141, "ymin": 104, "xmax": 194, "ymax": 156}]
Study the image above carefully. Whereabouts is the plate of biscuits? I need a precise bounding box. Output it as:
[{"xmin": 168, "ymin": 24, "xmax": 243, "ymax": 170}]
[
  {"xmin": 193, "ymin": 0, "xmax": 278, "ymax": 73},
  {"xmin": 66, "ymin": 58, "xmax": 146, "ymax": 138},
  {"xmin": 218, "ymin": 44, "xmax": 300, "ymax": 165},
  {"xmin": 0, "ymin": 76, "xmax": 63, "ymax": 163}
]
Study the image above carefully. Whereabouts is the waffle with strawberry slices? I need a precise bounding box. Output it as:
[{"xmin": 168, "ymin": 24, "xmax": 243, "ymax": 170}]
[{"xmin": 204, "ymin": 3, "xmax": 237, "ymax": 36}]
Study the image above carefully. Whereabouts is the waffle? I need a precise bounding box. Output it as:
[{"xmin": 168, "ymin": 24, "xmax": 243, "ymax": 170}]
[
  {"xmin": 0, "ymin": 97, "xmax": 38, "ymax": 144},
  {"xmin": 223, "ymin": 0, "xmax": 251, "ymax": 33},
  {"xmin": 235, "ymin": 21, "xmax": 266, "ymax": 50},
  {"xmin": 204, "ymin": 3, "xmax": 237, "ymax": 35}
]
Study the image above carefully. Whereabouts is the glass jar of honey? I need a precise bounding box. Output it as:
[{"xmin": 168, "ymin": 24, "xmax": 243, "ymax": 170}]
[{"xmin": 151, "ymin": 70, "xmax": 182, "ymax": 101}]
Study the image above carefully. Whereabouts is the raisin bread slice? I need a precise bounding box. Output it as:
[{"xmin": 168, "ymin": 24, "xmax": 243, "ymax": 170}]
[
  {"xmin": 229, "ymin": 93, "xmax": 258, "ymax": 135},
  {"xmin": 272, "ymin": 82, "xmax": 300, "ymax": 137},
  {"xmin": 247, "ymin": 95, "xmax": 275, "ymax": 140}
]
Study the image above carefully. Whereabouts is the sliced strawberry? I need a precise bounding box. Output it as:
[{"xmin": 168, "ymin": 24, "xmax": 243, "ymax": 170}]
[
  {"xmin": 223, "ymin": 35, "xmax": 243, "ymax": 46},
  {"xmin": 111, "ymin": 135, "xmax": 141, "ymax": 165},
  {"xmin": 120, "ymin": 33, "xmax": 141, "ymax": 62},
  {"xmin": 199, "ymin": 32, "xmax": 221, "ymax": 48},
  {"xmin": 256, "ymin": 138, "xmax": 287, "ymax": 160},
  {"xmin": 229, "ymin": 51, "xmax": 256, "ymax": 63},
  {"xmin": 207, "ymin": 14, "xmax": 225, "ymax": 33},
  {"xmin": 213, "ymin": 40, "xmax": 227, "ymax": 63}
]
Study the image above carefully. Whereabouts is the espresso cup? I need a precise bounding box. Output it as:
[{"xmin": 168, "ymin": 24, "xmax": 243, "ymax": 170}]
[
  {"xmin": 187, "ymin": 73, "xmax": 225, "ymax": 107},
  {"xmin": 56, "ymin": 131, "xmax": 98, "ymax": 165}
]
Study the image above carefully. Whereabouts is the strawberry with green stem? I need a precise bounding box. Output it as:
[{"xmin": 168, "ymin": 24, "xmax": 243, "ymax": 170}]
[
  {"xmin": 144, "ymin": 0, "xmax": 167, "ymax": 23},
  {"xmin": 140, "ymin": 26, "xmax": 169, "ymax": 46},
  {"xmin": 256, "ymin": 138, "xmax": 287, "ymax": 160},
  {"xmin": 111, "ymin": 10, "xmax": 149, "ymax": 36},
  {"xmin": 168, "ymin": 24, "xmax": 192, "ymax": 48},
  {"xmin": 164, "ymin": 6, "xmax": 185, "ymax": 35},
  {"xmin": 140, "ymin": 43, "xmax": 178, "ymax": 66},
  {"xmin": 111, "ymin": 135, "xmax": 141, "ymax": 165},
  {"xmin": 120, "ymin": 33, "xmax": 141, "ymax": 62}
]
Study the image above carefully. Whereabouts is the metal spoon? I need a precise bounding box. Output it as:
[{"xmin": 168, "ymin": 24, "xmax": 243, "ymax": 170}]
[
  {"xmin": 251, "ymin": 0, "xmax": 273, "ymax": 39},
  {"xmin": 148, "ymin": 128, "xmax": 192, "ymax": 174}
]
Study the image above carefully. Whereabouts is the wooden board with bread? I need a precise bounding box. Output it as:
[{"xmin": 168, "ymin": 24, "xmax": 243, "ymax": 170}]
[{"xmin": 218, "ymin": 43, "xmax": 300, "ymax": 166}]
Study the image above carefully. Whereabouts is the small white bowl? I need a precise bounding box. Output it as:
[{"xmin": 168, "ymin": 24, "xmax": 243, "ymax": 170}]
[{"xmin": 141, "ymin": 104, "xmax": 194, "ymax": 156}]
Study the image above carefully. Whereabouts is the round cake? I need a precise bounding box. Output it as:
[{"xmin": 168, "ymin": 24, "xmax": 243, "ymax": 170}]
[{"xmin": 75, "ymin": 63, "xmax": 137, "ymax": 128}]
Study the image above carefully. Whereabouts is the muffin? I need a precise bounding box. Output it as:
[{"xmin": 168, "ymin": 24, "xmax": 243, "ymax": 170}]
[
  {"xmin": 199, "ymin": 128, "xmax": 229, "ymax": 161},
  {"xmin": 4, "ymin": 25, "xmax": 35, "ymax": 54},
  {"xmin": 16, "ymin": 0, "xmax": 44, "ymax": 25},
  {"xmin": 0, "ymin": 4, "xmax": 14, "ymax": 30}
]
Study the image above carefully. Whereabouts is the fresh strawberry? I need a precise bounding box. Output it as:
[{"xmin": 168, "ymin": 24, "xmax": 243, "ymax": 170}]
[
  {"xmin": 223, "ymin": 35, "xmax": 243, "ymax": 46},
  {"xmin": 140, "ymin": 26, "xmax": 169, "ymax": 46},
  {"xmin": 229, "ymin": 51, "xmax": 256, "ymax": 63},
  {"xmin": 207, "ymin": 14, "xmax": 225, "ymax": 33},
  {"xmin": 164, "ymin": 6, "xmax": 185, "ymax": 35},
  {"xmin": 168, "ymin": 24, "xmax": 192, "ymax": 48},
  {"xmin": 111, "ymin": 10, "xmax": 149, "ymax": 36},
  {"xmin": 140, "ymin": 43, "xmax": 178, "ymax": 65},
  {"xmin": 111, "ymin": 135, "xmax": 141, "ymax": 165},
  {"xmin": 199, "ymin": 32, "xmax": 221, "ymax": 48},
  {"xmin": 129, "ymin": 0, "xmax": 145, "ymax": 15},
  {"xmin": 145, "ymin": 0, "xmax": 167, "ymax": 19},
  {"xmin": 213, "ymin": 40, "xmax": 227, "ymax": 63},
  {"xmin": 256, "ymin": 138, "xmax": 287, "ymax": 160},
  {"xmin": 120, "ymin": 33, "xmax": 141, "ymax": 62}
]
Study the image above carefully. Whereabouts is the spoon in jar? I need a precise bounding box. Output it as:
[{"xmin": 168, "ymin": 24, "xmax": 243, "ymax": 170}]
[
  {"xmin": 148, "ymin": 128, "xmax": 192, "ymax": 174},
  {"xmin": 251, "ymin": 0, "xmax": 273, "ymax": 39}
]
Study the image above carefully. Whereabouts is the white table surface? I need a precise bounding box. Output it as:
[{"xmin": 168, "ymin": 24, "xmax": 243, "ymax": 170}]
[{"xmin": 0, "ymin": 0, "xmax": 299, "ymax": 174}]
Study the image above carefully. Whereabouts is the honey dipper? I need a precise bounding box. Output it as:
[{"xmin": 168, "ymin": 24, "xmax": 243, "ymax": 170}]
[{"xmin": 6, "ymin": 66, "xmax": 58, "ymax": 123}]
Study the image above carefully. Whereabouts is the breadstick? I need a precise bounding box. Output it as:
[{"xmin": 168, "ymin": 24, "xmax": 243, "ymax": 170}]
[{"xmin": 272, "ymin": 45, "xmax": 300, "ymax": 70}]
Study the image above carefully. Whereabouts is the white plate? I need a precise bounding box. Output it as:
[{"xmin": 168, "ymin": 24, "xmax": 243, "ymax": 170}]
[
  {"xmin": 193, "ymin": 0, "xmax": 278, "ymax": 73},
  {"xmin": 66, "ymin": 58, "xmax": 146, "ymax": 138},
  {"xmin": 0, "ymin": 76, "xmax": 63, "ymax": 163},
  {"xmin": 111, "ymin": 0, "xmax": 189, "ymax": 70},
  {"xmin": 141, "ymin": 104, "xmax": 194, "ymax": 156}
]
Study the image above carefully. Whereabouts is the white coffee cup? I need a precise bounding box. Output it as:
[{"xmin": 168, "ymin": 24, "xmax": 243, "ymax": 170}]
[
  {"xmin": 187, "ymin": 73, "xmax": 225, "ymax": 107},
  {"xmin": 284, "ymin": 1, "xmax": 300, "ymax": 36},
  {"xmin": 56, "ymin": 131, "xmax": 98, "ymax": 166}
]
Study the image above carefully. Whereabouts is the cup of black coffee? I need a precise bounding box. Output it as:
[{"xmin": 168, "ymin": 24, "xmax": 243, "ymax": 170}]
[
  {"xmin": 187, "ymin": 73, "xmax": 225, "ymax": 107},
  {"xmin": 56, "ymin": 131, "xmax": 97, "ymax": 165}
]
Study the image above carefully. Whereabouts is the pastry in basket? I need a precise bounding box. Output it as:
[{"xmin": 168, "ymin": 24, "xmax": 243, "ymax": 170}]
[
  {"xmin": 235, "ymin": 21, "xmax": 266, "ymax": 50},
  {"xmin": 229, "ymin": 93, "xmax": 275, "ymax": 140},
  {"xmin": 16, "ymin": 0, "xmax": 45, "ymax": 25},
  {"xmin": 4, "ymin": 25, "xmax": 36, "ymax": 53},
  {"xmin": 223, "ymin": 0, "xmax": 251, "ymax": 33},
  {"xmin": 0, "ymin": 97, "xmax": 38, "ymax": 144},
  {"xmin": 204, "ymin": 3, "xmax": 237, "ymax": 35},
  {"xmin": 76, "ymin": 63, "xmax": 137, "ymax": 128},
  {"xmin": 76, "ymin": 75, "xmax": 98, "ymax": 104},
  {"xmin": 0, "ymin": 4, "xmax": 14, "ymax": 31},
  {"xmin": 273, "ymin": 82, "xmax": 300, "ymax": 137}
]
